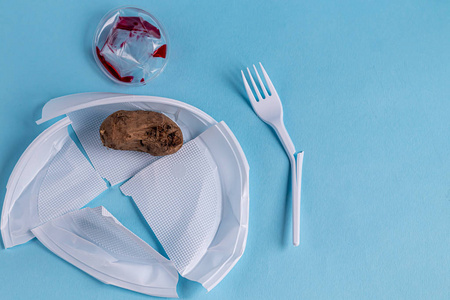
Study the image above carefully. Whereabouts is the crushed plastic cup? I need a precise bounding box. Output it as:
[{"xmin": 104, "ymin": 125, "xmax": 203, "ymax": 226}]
[{"xmin": 93, "ymin": 7, "xmax": 169, "ymax": 86}]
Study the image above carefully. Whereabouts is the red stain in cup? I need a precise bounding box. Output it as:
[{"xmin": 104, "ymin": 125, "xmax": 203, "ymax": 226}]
[{"xmin": 152, "ymin": 44, "xmax": 167, "ymax": 58}]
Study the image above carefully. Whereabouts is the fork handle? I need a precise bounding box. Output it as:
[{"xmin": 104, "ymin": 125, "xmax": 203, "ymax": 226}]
[
  {"xmin": 294, "ymin": 152, "xmax": 304, "ymax": 246},
  {"xmin": 289, "ymin": 154, "xmax": 300, "ymax": 246},
  {"xmin": 271, "ymin": 120, "xmax": 296, "ymax": 157},
  {"xmin": 271, "ymin": 121, "xmax": 301, "ymax": 246}
]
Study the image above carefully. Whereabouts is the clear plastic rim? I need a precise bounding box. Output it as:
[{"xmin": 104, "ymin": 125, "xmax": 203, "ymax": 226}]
[{"xmin": 92, "ymin": 6, "xmax": 170, "ymax": 86}]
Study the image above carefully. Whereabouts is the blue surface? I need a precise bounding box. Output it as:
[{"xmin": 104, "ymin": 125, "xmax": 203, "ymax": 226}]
[{"xmin": 1, "ymin": 1, "xmax": 449, "ymax": 299}]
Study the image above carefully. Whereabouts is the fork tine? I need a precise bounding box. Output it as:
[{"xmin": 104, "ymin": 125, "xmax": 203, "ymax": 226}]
[
  {"xmin": 259, "ymin": 62, "xmax": 277, "ymax": 96},
  {"xmin": 253, "ymin": 64, "xmax": 269, "ymax": 98},
  {"xmin": 241, "ymin": 70, "xmax": 258, "ymax": 107},
  {"xmin": 246, "ymin": 67, "xmax": 262, "ymax": 101}
]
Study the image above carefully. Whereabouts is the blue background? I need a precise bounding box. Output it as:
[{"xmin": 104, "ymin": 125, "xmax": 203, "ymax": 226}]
[{"xmin": 0, "ymin": 0, "xmax": 449, "ymax": 299}]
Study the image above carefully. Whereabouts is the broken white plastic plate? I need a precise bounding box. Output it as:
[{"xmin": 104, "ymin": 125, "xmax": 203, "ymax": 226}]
[
  {"xmin": 1, "ymin": 93, "xmax": 249, "ymax": 295},
  {"xmin": 32, "ymin": 206, "xmax": 179, "ymax": 297}
]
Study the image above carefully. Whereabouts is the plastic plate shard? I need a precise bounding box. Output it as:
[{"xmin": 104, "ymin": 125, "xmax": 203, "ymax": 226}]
[
  {"xmin": 0, "ymin": 117, "xmax": 107, "ymax": 248},
  {"xmin": 121, "ymin": 121, "xmax": 249, "ymax": 290},
  {"xmin": 32, "ymin": 206, "xmax": 179, "ymax": 298}
]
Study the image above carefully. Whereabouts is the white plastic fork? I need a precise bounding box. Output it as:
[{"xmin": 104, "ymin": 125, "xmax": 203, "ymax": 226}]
[{"xmin": 241, "ymin": 63, "xmax": 304, "ymax": 246}]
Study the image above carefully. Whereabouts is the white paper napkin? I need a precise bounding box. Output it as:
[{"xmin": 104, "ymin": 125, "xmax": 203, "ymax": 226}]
[
  {"xmin": 67, "ymin": 103, "xmax": 160, "ymax": 185},
  {"xmin": 120, "ymin": 124, "xmax": 222, "ymax": 276}
]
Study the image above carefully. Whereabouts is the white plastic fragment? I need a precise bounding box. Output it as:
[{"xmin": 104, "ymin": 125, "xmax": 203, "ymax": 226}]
[
  {"xmin": 32, "ymin": 207, "xmax": 179, "ymax": 298},
  {"xmin": 1, "ymin": 118, "xmax": 107, "ymax": 248},
  {"xmin": 121, "ymin": 121, "xmax": 250, "ymax": 291},
  {"xmin": 36, "ymin": 93, "xmax": 128, "ymax": 125}
]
